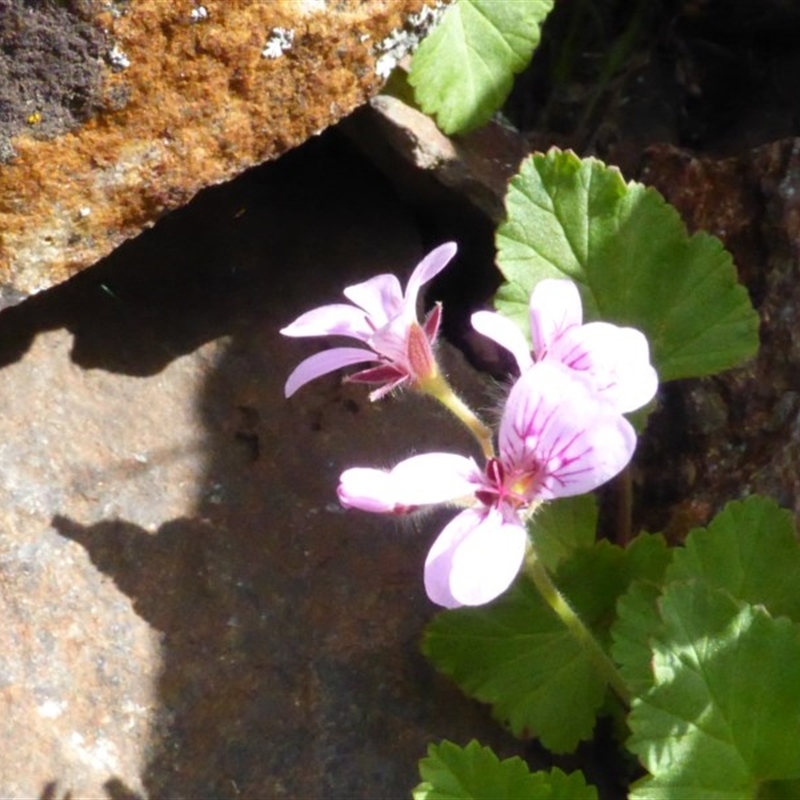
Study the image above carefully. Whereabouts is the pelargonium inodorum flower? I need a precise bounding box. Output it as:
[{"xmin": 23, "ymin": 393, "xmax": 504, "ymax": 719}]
[
  {"xmin": 471, "ymin": 279, "xmax": 658, "ymax": 413},
  {"xmin": 338, "ymin": 361, "xmax": 636, "ymax": 608},
  {"xmin": 280, "ymin": 242, "xmax": 456, "ymax": 401}
]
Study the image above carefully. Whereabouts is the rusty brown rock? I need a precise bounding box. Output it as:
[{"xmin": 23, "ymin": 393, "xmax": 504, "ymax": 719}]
[
  {"xmin": 0, "ymin": 0, "xmax": 439, "ymax": 295},
  {"xmin": 635, "ymin": 139, "xmax": 800, "ymax": 536}
]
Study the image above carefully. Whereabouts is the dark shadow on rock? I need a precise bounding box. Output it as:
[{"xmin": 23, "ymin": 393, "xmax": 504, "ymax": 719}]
[
  {"xmin": 38, "ymin": 778, "xmax": 143, "ymax": 800},
  {"xmin": 51, "ymin": 509, "xmax": 320, "ymax": 797},
  {"xmin": 53, "ymin": 515, "xmax": 220, "ymax": 639},
  {"xmin": 1, "ymin": 133, "xmax": 397, "ymax": 375},
  {"xmin": 0, "ymin": 121, "xmax": 504, "ymax": 378},
  {"xmin": 102, "ymin": 778, "xmax": 143, "ymax": 800},
  {"xmin": 38, "ymin": 781, "xmax": 73, "ymax": 800},
  {"xmin": 44, "ymin": 128, "xmax": 529, "ymax": 797}
]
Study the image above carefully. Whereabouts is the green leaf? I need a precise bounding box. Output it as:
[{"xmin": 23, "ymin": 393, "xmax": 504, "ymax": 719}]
[
  {"xmin": 611, "ymin": 579, "xmax": 665, "ymax": 696},
  {"xmin": 544, "ymin": 769, "xmax": 599, "ymax": 800},
  {"xmin": 495, "ymin": 150, "xmax": 759, "ymax": 382},
  {"xmin": 408, "ymin": 0, "xmax": 554, "ymax": 135},
  {"xmin": 527, "ymin": 495, "xmax": 598, "ymax": 572},
  {"xmin": 422, "ymin": 535, "xmax": 669, "ymax": 752},
  {"xmin": 627, "ymin": 582, "xmax": 800, "ymax": 798},
  {"xmin": 610, "ymin": 534, "xmax": 672, "ymax": 694},
  {"xmin": 556, "ymin": 533, "xmax": 670, "ymax": 646},
  {"xmin": 669, "ymin": 496, "xmax": 800, "ymax": 621},
  {"xmin": 759, "ymin": 779, "xmax": 800, "ymax": 800},
  {"xmin": 620, "ymin": 531, "xmax": 672, "ymax": 586},
  {"xmin": 557, "ymin": 536, "xmax": 669, "ymax": 644},
  {"xmin": 413, "ymin": 740, "xmax": 597, "ymax": 800},
  {"xmin": 613, "ymin": 498, "xmax": 800, "ymax": 698},
  {"xmin": 422, "ymin": 576, "xmax": 607, "ymax": 753},
  {"xmin": 422, "ymin": 538, "xmax": 664, "ymax": 752}
]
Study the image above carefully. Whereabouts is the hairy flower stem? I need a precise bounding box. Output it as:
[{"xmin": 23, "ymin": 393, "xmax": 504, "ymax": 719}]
[
  {"xmin": 417, "ymin": 372, "xmax": 495, "ymax": 459},
  {"xmin": 523, "ymin": 551, "xmax": 631, "ymax": 705}
]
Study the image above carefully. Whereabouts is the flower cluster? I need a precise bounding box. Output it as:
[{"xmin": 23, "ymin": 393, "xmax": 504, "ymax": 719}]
[
  {"xmin": 282, "ymin": 243, "xmax": 657, "ymax": 608},
  {"xmin": 281, "ymin": 243, "xmax": 455, "ymax": 401}
]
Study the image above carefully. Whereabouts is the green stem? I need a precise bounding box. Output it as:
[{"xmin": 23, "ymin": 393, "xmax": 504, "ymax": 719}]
[
  {"xmin": 417, "ymin": 372, "xmax": 495, "ymax": 459},
  {"xmin": 524, "ymin": 550, "xmax": 631, "ymax": 705}
]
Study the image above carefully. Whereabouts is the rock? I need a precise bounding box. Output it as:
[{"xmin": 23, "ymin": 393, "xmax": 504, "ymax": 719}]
[
  {"xmin": 0, "ymin": 130, "xmax": 529, "ymax": 799},
  {"xmin": 344, "ymin": 92, "xmax": 530, "ymax": 225},
  {"xmin": 635, "ymin": 139, "xmax": 800, "ymax": 534},
  {"xmin": 0, "ymin": 0, "xmax": 442, "ymax": 296},
  {"xmin": 340, "ymin": 94, "xmax": 530, "ymax": 375}
]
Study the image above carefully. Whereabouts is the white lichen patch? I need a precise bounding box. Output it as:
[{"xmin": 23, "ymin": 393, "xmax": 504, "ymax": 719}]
[
  {"xmin": 298, "ymin": 0, "xmax": 326, "ymax": 13},
  {"xmin": 373, "ymin": 1, "xmax": 447, "ymax": 79},
  {"xmin": 107, "ymin": 43, "xmax": 131, "ymax": 72},
  {"xmin": 262, "ymin": 27, "xmax": 295, "ymax": 59},
  {"xmin": 190, "ymin": 5, "xmax": 209, "ymax": 23},
  {"xmin": 37, "ymin": 699, "xmax": 68, "ymax": 719},
  {"xmin": 69, "ymin": 731, "xmax": 121, "ymax": 773}
]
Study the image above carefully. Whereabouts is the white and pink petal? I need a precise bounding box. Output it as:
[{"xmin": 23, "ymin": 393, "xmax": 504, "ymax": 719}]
[
  {"xmin": 344, "ymin": 273, "xmax": 404, "ymax": 326},
  {"xmin": 338, "ymin": 468, "xmax": 400, "ymax": 513},
  {"xmin": 390, "ymin": 453, "xmax": 480, "ymax": 505},
  {"xmin": 470, "ymin": 310, "xmax": 534, "ymax": 374},
  {"xmin": 368, "ymin": 315, "xmax": 412, "ymax": 366},
  {"xmin": 535, "ymin": 408, "xmax": 636, "ymax": 499},
  {"xmin": 403, "ymin": 242, "xmax": 457, "ymax": 316},
  {"xmin": 424, "ymin": 508, "xmax": 527, "ymax": 608},
  {"xmin": 280, "ymin": 303, "xmax": 374, "ymax": 340},
  {"xmin": 561, "ymin": 322, "xmax": 658, "ymax": 413},
  {"xmin": 529, "ymin": 279, "xmax": 584, "ymax": 359},
  {"xmin": 338, "ymin": 453, "xmax": 479, "ymax": 514},
  {"xmin": 284, "ymin": 347, "xmax": 378, "ymax": 398},
  {"xmin": 499, "ymin": 362, "xmax": 636, "ymax": 499}
]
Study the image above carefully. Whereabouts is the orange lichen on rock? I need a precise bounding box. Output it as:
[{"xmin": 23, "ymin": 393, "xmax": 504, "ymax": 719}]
[{"xmin": 0, "ymin": 0, "xmax": 432, "ymax": 294}]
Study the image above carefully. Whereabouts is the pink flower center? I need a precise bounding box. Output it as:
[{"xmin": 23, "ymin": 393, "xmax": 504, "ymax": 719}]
[{"xmin": 475, "ymin": 457, "xmax": 540, "ymax": 512}]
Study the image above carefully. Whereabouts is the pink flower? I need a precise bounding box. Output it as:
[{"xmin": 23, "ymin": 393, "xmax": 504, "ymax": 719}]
[
  {"xmin": 281, "ymin": 243, "xmax": 457, "ymax": 400},
  {"xmin": 338, "ymin": 361, "xmax": 636, "ymax": 608},
  {"xmin": 471, "ymin": 279, "xmax": 658, "ymax": 413}
]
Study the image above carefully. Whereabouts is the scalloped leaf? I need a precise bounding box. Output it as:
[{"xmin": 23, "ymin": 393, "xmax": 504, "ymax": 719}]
[
  {"xmin": 627, "ymin": 582, "xmax": 800, "ymax": 799},
  {"xmin": 668, "ymin": 496, "xmax": 800, "ymax": 621},
  {"xmin": 527, "ymin": 494, "xmax": 598, "ymax": 573},
  {"xmin": 422, "ymin": 537, "xmax": 666, "ymax": 752},
  {"xmin": 413, "ymin": 740, "xmax": 597, "ymax": 800},
  {"xmin": 610, "ymin": 534, "xmax": 672, "ymax": 695},
  {"xmin": 408, "ymin": 0, "xmax": 554, "ymax": 135},
  {"xmin": 613, "ymin": 497, "xmax": 800, "ymax": 699},
  {"xmin": 611, "ymin": 580, "xmax": 665, "ymax": 696},
  {"xmin": 495, "ymin": 150, "xmax": 759, "ymax": 382},
  {"xmin": 421, "ymin": 575, "xmax": 607, "ymax": 753}
]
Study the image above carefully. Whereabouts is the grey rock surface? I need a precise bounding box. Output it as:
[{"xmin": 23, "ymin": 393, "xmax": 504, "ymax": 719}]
[{"xmin": 0, "ymin": 131, "xmax": 523, "ymax": 798}]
